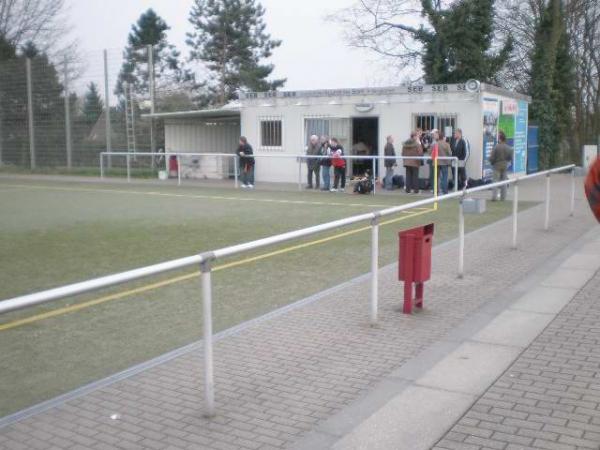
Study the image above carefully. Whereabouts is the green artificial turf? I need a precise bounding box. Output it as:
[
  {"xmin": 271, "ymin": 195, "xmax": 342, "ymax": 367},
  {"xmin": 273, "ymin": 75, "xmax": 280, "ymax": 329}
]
[{"xmin": 0, "ymin": 178, "xmax": 531, "ymax": 416}]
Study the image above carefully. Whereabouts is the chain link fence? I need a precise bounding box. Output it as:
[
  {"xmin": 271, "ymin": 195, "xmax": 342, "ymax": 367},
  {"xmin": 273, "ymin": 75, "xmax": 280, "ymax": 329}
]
[{"xmin": 0, "ymin": 46, "xmax": 181, "ymax": 174}]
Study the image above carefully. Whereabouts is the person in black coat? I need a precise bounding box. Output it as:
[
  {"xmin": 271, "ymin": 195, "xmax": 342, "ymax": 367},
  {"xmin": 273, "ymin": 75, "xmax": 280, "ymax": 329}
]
[
  {"xmin": 450, "ymin": 128, "xmax": 469, "ymax": 189},
  {"xmin": 237, "ymin": 136, "xmax": 255, "ymax": 188}
]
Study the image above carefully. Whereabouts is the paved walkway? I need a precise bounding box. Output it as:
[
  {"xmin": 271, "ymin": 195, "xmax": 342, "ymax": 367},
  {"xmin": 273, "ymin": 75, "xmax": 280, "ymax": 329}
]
[{"xmin": 0, "ymin": 175, "xmax": 597, "ymax": 450}]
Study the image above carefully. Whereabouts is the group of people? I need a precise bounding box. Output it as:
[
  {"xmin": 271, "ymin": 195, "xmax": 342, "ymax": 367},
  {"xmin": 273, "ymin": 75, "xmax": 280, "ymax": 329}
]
[
  {"xmin": 383, "ymin": 128, "xmax": 471, "ymax": 195},
  {"xmin": 238, "ymin": 127, "xmax": 513, "ymax": 200}
]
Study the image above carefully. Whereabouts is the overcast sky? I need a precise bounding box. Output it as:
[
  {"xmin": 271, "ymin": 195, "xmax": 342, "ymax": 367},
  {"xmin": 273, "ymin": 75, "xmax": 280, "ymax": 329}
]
[{"xmin": 66, "ymin": 0, "xmax": 395, "ymax": 91}]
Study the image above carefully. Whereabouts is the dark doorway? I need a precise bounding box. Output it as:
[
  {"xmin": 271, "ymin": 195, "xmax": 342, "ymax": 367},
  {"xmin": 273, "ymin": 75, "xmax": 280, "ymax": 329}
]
[{"xmin": 351, "ymin": 117, "xmax": 379, "ymax": 176}]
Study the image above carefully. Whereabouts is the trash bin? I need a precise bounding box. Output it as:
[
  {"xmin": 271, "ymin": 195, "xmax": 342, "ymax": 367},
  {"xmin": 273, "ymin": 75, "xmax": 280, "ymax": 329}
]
[
  {"xmin": 168, "ymin": 155, "xmax": 179, "ymax": 178},
  {"xmin": 398, "ymin": 223, "xmax": 434, "ymax": 314}
]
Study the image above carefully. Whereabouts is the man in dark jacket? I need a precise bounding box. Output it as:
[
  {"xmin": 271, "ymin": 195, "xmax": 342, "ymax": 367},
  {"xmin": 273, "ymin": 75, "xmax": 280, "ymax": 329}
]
[
  {"xmin": 451, "ymin": 128, "xmax": 469, "ymax": 189},
  {"xmin": 306, "ymin": 135, "xmax": 321, "ymax": 189},
  {"xmin": 383, "ymin": 135, "xmax": 396, "ymax": 190},
  {"xmin": 237, "ymin": 136, "xmax": 255, "ymax": 189},
  {"xmin": 319, "ymin": 135, "xmax": 332, "ymax": 191}
]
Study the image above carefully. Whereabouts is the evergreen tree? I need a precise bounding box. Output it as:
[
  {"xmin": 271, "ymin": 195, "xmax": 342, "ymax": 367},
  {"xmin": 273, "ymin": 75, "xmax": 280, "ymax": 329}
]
[
  {"xmin": 187, "ymin": 0, "xmax": 286, "ymax": 105},
  {"xmin": 529, "ymin": 0, "xmax": 574, "ymax": 168},
  {"xmin": 82, "ymin": 82, "xmax": 104, "ymax": 127},
  {"xmin": 418, "ymin": 0, "xmax": 513, "ymax": 84},
  {"xmin": 116, "ymin": 9, "xmax": 189, "ymax": 98}
]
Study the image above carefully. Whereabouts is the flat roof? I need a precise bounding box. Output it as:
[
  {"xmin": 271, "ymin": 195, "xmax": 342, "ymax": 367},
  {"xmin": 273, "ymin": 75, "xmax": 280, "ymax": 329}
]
[{"xmin": 142, "ymin": 107, "xmax": 240, "ymax": 120}]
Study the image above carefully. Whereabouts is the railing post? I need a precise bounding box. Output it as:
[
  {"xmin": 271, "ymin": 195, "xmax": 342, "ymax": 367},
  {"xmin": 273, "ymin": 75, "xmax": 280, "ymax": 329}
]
[
  {"xmin": 570, "ymin": 168, "xmax": 575, "ymax": 217},
  {"xmin": 298, "ymin": 158, "xmax": 302, "ymax": 191},
  {"xmin": 100, "ymin": 153, "xmax": 104, "ymax": 179},
  {"xmin": 177, "ymin": 155, "xmax": 181, "ymax": 186},
  {"xmin": 234, "ymin": 156, "xmax": 239, "ymax": 189},
  {"xmin": 26, "ymin": 58, "xmax": 36, "ymax": 170},
  {"xmin": 512, "ymin": 182, "xmax": 519, "ymax": 249},
  {"xmin": 458, "ymin": 197, "xmax": 465, "ymax": 278},
  {"xmin": 454, "ymin": 159, "xmax": 459, "ymax": 192},
  {"xmin": 200, "ymin": 259, "xmax": 215, "ymax": 418},
  {"xmin": 126, "ymin": 153, "xmax": 131, "ymax": 183},
  {"xmin": 372, "ymin": 157, "xmax": 376, "ymax": 195},
  {"xmin": 370, "ymin": 215, "xmax": 379, "ymax": 325},
  {"xmin": 544, "ymin": 173, "xmax": 551, "ymax": 231}
]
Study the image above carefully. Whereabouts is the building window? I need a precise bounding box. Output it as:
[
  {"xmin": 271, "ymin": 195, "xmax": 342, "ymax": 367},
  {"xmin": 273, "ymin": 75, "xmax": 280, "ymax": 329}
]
[
  {"xmin": 414, "ymin": 113, "xmax": 457, "ymax": 137},
  {"xmin": 259, "ymin": 118, "xmax": 283, "ymax": 149}
]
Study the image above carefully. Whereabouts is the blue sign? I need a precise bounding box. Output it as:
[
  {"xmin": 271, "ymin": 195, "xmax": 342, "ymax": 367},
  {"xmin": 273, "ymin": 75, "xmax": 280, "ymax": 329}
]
[{"xmin": 513, "ymin": 101, "xmax": 528, "ymax": 174}]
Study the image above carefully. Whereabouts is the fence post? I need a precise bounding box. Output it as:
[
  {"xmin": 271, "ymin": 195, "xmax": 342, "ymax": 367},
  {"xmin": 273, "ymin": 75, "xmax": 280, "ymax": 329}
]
[
  {"xmin": 570, "ymin": 168, "xmax": 575, "ymax": 217},
  {"xmin": 234, "ymin": 156, "xmax": 239, "ymax": 189},
  {"xmin": 0, "ymin": 91, "xmax": 3, "ymax": 166},
  {"xmin": 103, "ymin": 50, "xmax": 112, "ymax": 169},
  {"xmin": 544, "ymin": 173, "xmax": 551, "ymax": 231},
  {"xmin": 370, "ymin": 215, "xmax": 379, "ymax": 325},
  {"xmin": 177, "ymin": 154, "xmax": 181, "ymax": 186},
  {"xmin": 126, "ymin": 153, "xmax": 131, "ymax": 182},
  {"xmin": 200, "ymin": 259, "xmax": 216, "ymax": 417},
  {"xmin": 512, "ymin": 182, "xmax": 519, "ymax": 249},
  {"xmin": 63, "ymin": 57, "xmax": 72, "ymax": 169},
  {"xmin": 100, "ymin": 153, "xmax": 104, "ymax": 179},
  {"xmin": 26, "ymin": 58, "xmax": 36, "ymax": 170},
  {"xmin": 458, "ymin": 197, "xmax": 465, "ymax": 278}
]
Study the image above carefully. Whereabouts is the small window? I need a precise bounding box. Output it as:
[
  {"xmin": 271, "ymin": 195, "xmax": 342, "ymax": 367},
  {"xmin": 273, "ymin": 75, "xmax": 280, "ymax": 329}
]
[{"xmin": 259, "ymin": 119, "xmax": 283, "ymax": 148}]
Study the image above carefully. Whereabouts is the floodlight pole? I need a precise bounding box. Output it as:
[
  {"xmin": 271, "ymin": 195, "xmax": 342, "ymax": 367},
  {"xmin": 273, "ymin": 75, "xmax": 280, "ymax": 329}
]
[
  {"xmin": 458, "ymin": 197, "xmax": 465, "ymax": 278},
  {"xmin": 544, "ymin": 174, "xmax": 551, "ymax": 231},
  {"xmin": 64, "ymin": 57, "xmax": 72, "ymax": 169},
  {"xmin": 370, "ymin": 215, "xmax": 379, "ymax": 325},
  {"xmin": 200, "ymin": 259, "xmax": 215, "ymax": 417},
  {"xmin": 512, "ymin": 182, "xmax": 519, "ymax": 249},
  {"xmin": 103, "ymin": 50, "xmax": 112, "ymax": 169},
  {"xmin": 26, "ymin": 58, "xmax": 36, "ymax": 169},
  {"xmin": 148, "ymin": 45, "xmax": 155, "ymax": 168}
]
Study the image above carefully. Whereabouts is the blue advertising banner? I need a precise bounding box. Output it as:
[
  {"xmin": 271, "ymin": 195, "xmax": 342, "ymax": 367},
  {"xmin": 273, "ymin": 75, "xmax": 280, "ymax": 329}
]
[
  {"xmin": 482, "ymin": 97, "xmax": 499, "ymax": 179},
  {"xmin": 513, "ymin": 101, "xmax": 528, "ymax": 174}
]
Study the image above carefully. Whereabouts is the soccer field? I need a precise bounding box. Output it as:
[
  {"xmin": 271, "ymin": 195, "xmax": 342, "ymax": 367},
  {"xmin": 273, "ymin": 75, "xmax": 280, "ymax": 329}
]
[{"xmin": 0, "ymin": 177, "xmax": 527, "ymax": 417}]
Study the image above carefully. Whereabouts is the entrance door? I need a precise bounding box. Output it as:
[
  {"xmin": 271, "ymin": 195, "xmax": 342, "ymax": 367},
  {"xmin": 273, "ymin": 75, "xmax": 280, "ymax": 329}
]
[{"xmin": 351, "ymin": 117, "xmax": 379, "ymax": 176}]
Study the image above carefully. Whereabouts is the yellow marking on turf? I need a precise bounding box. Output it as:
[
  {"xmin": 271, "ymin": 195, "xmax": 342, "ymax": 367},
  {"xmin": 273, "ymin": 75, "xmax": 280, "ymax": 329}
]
[
  {"xmin": 0, "ymin": 183, "xmax": 418, "ymax": 209},
  {"xmin": 0, "ymin": 207, "xmax": 436, "ymax": 332}
]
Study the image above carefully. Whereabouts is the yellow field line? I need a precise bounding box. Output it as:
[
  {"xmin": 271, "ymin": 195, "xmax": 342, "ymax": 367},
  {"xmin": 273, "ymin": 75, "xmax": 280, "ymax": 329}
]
[
  {"xmin": 0, "ymin": 183, "xmax": 422, "ymax": 209},
  {"xmin": 0, "ymin": 207, "xmax": 436, "ymax": 332}
]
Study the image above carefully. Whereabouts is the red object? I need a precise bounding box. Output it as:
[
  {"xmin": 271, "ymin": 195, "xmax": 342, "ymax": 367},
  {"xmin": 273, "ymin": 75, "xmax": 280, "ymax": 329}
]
[
  {"xmin": 585, "ymin": 158, "xmax": 600, "ymax": 222},
  {"xmin": 398, "ymin": 224, "xmax": 434, "ymax": 314},
  {"xmin": 332, "ymin": 154, "xmax": 346, "ymax": 168},
  {"xmin": 431, "ymin": 142, "xmax": 439, "ymax": 161},
  {"xmin": 168, "ymin": 155, "xmax": 179, "ymax": 177}
]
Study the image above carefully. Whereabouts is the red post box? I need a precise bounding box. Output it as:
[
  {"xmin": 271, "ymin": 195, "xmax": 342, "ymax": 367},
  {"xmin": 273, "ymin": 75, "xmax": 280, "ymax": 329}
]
[
  {"xmin": 168, "ymin": 155, "xmax": 179, "ymax": 178},
  {"xmin": 398, "ymin": 223, "xmax": 434, "ymax": 314}
]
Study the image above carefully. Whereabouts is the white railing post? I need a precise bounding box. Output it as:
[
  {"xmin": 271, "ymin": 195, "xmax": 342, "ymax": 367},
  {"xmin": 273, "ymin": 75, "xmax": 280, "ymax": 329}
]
[
  {"xmin": 458, "ymin": 197, "xmax": 465, "ymax": 278},
  {"xmin": 200, "ymin": 259, "xmax": 215, "ymax": 417},
  {"xmin": 544, "ymin": 173, "xmax": 551, "ymax": 231},
  {"xmin": 234, "ymin": 156, "xmax": 239, "ymax": 189},
  {"xmin": 177, "ymin": 155, "xmax": 181, "ymax": 186},
  {"xmin": 100, "ymin": 153, "xmax": 104, "ymax": 179},
  {"xmin": 570, "ymin": 168, "xmax": 575, "ymax": 217},
  {"xmin": 370, "ymin": 215, "xmax": 379, "ymax": 325},
  {"xmin": 454, "ymin": 159, "xmax": 459, "ymax": 192},
  {"xmin": 298, "ymin": 158, "xmax": 302, "ymax": 191},
  {"xmin": 126, "ymin": 153, "xmax": 131, "ymax": 183},
  {"xmin": 372, "ymin": 157, "xmax": 376, "ymax": 195},
  {"xmin": 512, "ymin": 182, "xmax": 519, "ymax": 249}
]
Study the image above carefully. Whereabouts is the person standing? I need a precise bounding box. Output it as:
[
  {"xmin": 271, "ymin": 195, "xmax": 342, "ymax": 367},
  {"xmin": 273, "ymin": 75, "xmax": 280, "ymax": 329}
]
[
  {"xmin": 451, "ymin": 128, "xmax": 470, "ymax": 189},
  {"xmin": 383, "ymin": 135, "xmax": 397, "ymax": 190},
  {"xmin": 585, "ymin": 157, "xmax": 600, "ymax": 222},
  {"xmin": 330, "ymin": 137, "xmax": 346, "ymax": 192},
  {"xmin": 237, "ymin": 136, "xmax": 255, "ymax": 189},
  {"xmin": 489, "ymin": 131, "xmax": 514, "ymax": 201},
  {"xmin": 319, "ymin": 135, "xmax": 331, "ymax": 191},
  {"xmin": 402, "ymin": 131, "xmax": 423, "ymax": 194},
  {"xmin": 306, "ymin": 135, "xmax": 321, "ymax": 189},
  {"xmin": 435, "ymin": 130, "xmax": 452, "ymax": 195}
]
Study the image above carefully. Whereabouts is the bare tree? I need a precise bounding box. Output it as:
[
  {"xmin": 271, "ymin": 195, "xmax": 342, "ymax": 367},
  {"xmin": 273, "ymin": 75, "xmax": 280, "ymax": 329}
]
[
  {"xmin": 0, "ymin": 0, "xmax": 76, "ymax": 58},
  {"xmin": 331, "ymin": 0, "xmax": 425, "ymax": 79}
]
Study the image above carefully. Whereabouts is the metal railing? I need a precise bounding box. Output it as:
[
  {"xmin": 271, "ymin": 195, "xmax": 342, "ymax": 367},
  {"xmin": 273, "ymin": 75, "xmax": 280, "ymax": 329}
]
[
  {"xmin": 99, "ymin": 151, "xmax": 460, "ymax": 194},
  {"xmin": 0, "ymin": 164, "xmax": 576, "ymax": 417}
]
